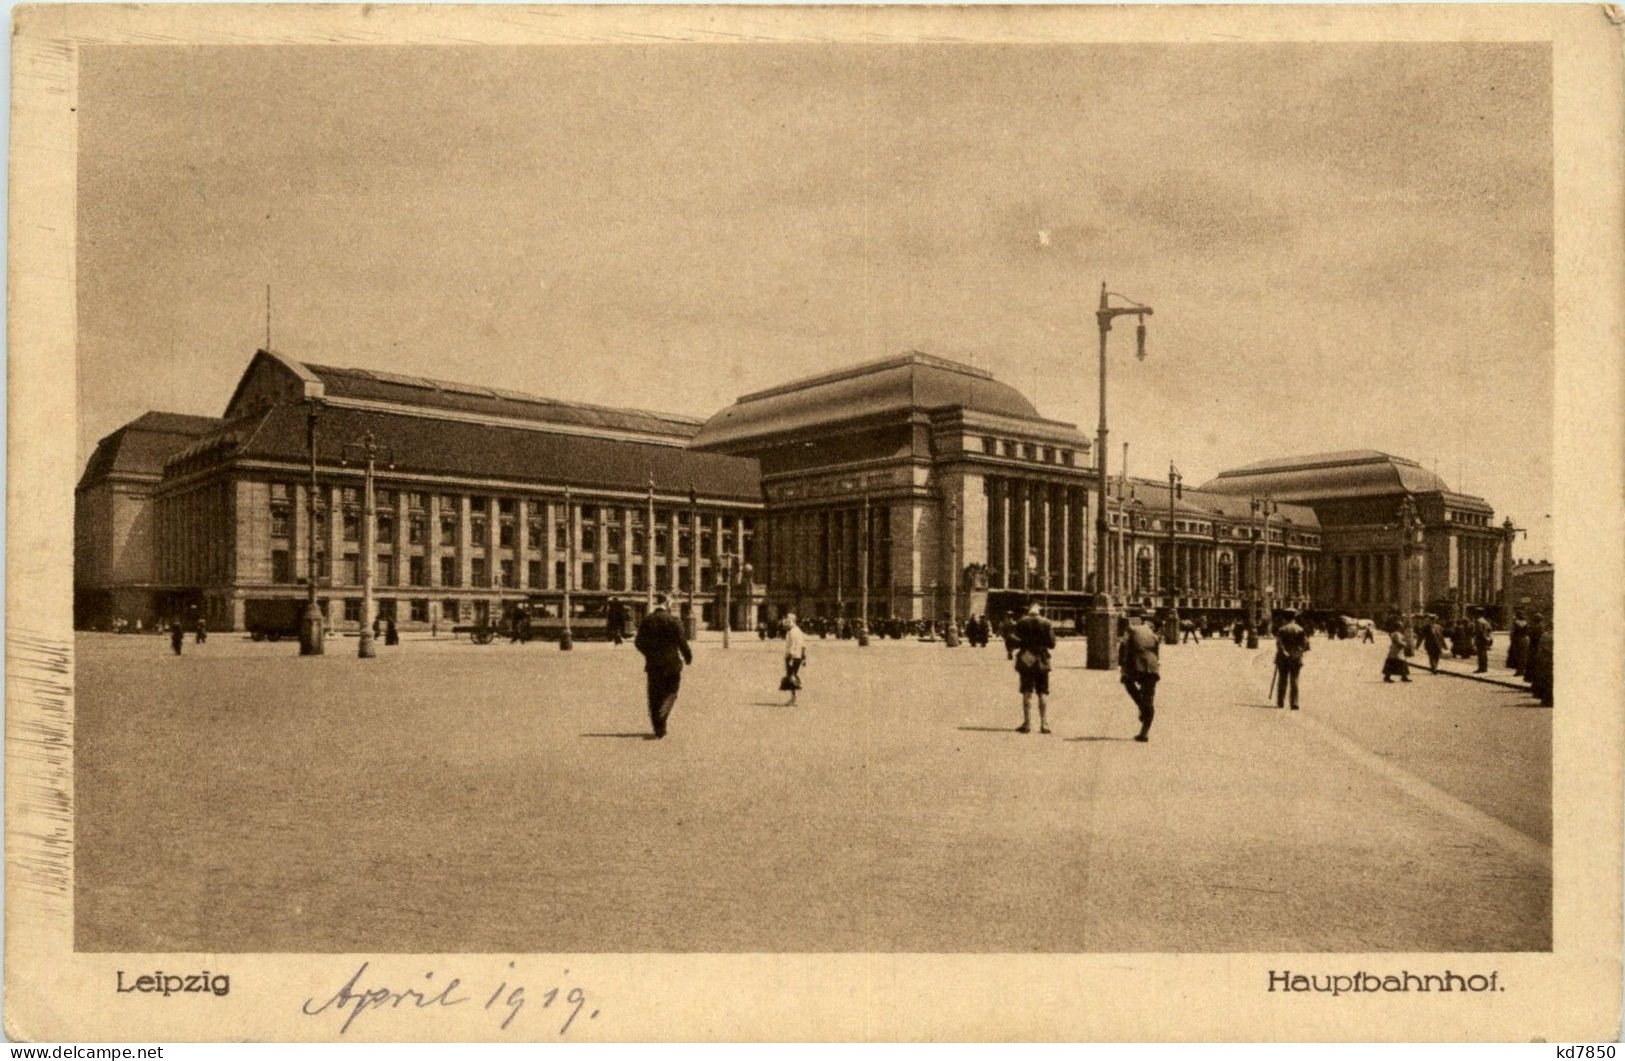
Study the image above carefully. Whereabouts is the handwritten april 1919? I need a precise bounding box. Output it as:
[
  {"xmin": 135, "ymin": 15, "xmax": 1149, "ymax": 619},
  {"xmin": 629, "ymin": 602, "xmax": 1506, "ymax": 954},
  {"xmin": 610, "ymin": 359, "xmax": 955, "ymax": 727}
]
[{"xmin": 301, "ymin": 961, "xmax": 599, "ymax": 1035}]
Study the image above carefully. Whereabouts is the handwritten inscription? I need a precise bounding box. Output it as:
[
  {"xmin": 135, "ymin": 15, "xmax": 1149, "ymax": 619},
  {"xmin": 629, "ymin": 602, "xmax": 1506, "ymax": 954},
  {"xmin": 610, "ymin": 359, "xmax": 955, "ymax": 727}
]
[{"xmin": 301, "ymin": 961, "xmax": 599, "ymax": 1035}]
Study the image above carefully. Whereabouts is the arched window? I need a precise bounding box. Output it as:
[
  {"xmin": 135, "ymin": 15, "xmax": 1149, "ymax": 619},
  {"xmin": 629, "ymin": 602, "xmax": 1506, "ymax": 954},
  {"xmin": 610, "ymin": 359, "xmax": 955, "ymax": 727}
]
[
  {"xmin": 1218, "ymin": 553, "xmax": 1234, "ymax": 595},
  {"xmin": 1135, "ymin": 547, "xmax": 1154, "ymax": 593}
]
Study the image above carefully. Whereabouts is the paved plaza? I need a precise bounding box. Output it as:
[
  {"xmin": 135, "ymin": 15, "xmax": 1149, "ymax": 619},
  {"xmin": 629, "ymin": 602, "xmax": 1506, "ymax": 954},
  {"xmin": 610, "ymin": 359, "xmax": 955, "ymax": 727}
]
[{"xmin": 74, "ymin": 628, "xmax": 1550, "ymax": 953}]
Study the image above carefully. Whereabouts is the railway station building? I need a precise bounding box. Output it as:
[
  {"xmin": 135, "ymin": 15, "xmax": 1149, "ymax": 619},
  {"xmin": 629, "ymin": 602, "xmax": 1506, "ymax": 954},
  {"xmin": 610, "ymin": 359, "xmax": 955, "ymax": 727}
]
[{"xmin": 76, "ymin": 349, "xmax": 1515, "ymax": 635}]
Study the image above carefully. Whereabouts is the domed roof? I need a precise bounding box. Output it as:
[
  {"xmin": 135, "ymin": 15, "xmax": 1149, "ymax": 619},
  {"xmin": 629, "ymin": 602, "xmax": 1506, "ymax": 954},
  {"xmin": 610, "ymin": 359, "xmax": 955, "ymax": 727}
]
[
  {"xmin": 691, "ymin": 351, "xmax": 1060, "ymax": 452},
  {"xmin": 1200, "ymin": 450, "xmax": 1458, "ymax": 502}
]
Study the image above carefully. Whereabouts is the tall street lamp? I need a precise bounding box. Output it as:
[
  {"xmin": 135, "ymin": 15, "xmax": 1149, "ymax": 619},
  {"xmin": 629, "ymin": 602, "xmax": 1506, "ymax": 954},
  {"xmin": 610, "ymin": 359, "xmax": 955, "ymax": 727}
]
[
  {"xmin": 560, "ymin": 485, "xmax": 574, "ymax": 650},
  {"xmin": 1163, "ymin": 463, "xmax": 1183, "ymax": 645},
  {"xmin": 1247, "ymin": 494, "xmax": 1277, "ymax": 648},
  {"xmin": 718, "ymin": 552, "xmax": 736, "ymax": 649},
  {"xmin": 340, "ymin": 431, "xmax": 393, "ymax": 660},
  {"xmin": 1086, "ymin": 281, "xmax": 1152, "ymax": 670},
  {"xmin": 857, "ymin": 488, "xmax": 871, "ymax": 647},
  {"xmin": 943, "ymin": 486, "xmax": 961, "ymax": 648},
  {"xmin": 299, "ymin": 404, "xmax": 325, "ymax": 655},
  {"xmin": 1499, "ymin": 516, "xmax": 1525, "ymax": 627},
  {"xmin": 685, "ymin": 484, "xmax": 699, "ymax": 640}
]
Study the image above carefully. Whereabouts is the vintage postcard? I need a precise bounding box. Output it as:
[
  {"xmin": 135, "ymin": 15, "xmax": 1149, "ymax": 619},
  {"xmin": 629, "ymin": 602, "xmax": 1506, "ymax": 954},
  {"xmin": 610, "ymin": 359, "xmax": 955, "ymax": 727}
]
[{"xmin": 6, "ymin": 3, "xmax": 1622, "ymax": 1043}]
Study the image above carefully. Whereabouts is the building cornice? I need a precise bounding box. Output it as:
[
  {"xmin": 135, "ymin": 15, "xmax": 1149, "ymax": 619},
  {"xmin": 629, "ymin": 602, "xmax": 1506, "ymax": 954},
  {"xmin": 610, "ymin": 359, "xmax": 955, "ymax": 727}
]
[
  {"xmin": 157, "ymin": 457, "xmax": 764, "ymax": 511},
  {"xmin": 319, "ymin": 395, "xmax": 693, "ymax": 448}
]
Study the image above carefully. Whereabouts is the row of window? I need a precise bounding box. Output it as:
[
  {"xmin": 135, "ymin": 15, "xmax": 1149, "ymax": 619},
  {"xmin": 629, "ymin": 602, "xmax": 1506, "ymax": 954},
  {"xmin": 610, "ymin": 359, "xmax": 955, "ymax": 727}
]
[
  {"xmin": 1127, "ymin": 551, "xmax": 1306, "ymax": 597},
  {"xmin": 980, "ymin": 436, "xmax": 1078, "ymax": 466},
  {"xmin": 269, "ymin": 486, "xmax": 751, "ymax": 555},
  {"xmin": 1445, "ymin": 510, "xmax": 1491, "ymax": 527},
  {"xmin": 1105, "ymin": 511, "xmax": 1319, "ymax": 547},
  {"xmin": 269, "ymin": 548, "xmax": 724, "ymax": 593}
]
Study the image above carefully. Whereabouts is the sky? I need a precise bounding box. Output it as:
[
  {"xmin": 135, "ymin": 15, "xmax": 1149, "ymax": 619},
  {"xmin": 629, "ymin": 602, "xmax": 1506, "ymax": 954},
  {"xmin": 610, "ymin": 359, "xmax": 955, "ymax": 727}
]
[{"xmin": 78, "ymin": 42, "xmax": 1554, "ymax": 559}]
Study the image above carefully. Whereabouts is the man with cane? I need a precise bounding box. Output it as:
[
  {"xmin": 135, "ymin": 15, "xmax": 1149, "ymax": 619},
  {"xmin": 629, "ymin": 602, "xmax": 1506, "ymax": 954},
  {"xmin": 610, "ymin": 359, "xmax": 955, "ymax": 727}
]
[{"xmin": 1273, "ymin": 608, "xmax": 1309, "ymax": 710}]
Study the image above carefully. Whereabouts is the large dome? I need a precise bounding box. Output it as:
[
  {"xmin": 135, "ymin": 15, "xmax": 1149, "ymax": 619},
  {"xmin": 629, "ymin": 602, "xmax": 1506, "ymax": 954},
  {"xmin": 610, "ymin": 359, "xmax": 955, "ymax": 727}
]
[
  {"xmin": 692, "ymin": 351, "xmax": 1065, "ymax": 452},
  {"xmin": 1200, "ymin": 450, "xmax": 1459, "ymax": 502}
]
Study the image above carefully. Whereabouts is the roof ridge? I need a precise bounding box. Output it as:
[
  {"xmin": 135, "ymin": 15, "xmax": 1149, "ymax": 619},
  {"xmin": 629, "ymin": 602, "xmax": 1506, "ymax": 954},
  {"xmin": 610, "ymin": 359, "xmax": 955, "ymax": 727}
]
[
  {"xmin": 303, "ymin": 361, "xmax": 702, "ymax": 426},
  {"xmin": 734, "ymin": 350, "xmax": 994, "ymax": 405}
]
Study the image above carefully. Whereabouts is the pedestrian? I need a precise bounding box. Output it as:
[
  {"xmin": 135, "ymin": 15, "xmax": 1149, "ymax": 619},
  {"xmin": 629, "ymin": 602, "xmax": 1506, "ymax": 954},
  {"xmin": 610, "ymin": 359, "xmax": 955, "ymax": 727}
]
[
  {"xmin": 431, "ymin": 617, "xmax": 439, "ymax": 638},
  {"xmin": 385, "ymin": 617, "xmax": 400, "ymax": 646},
  {"xmin": 1382, "ymin": 626, "xmax": 1413, "ymax": 683},
  {"xmin": 1000, "ymin": 613, "xmax": 1018, "ymax": 660},
  {"xmin": 169, "ymin": 618, "xmax": 184, "ymax": 656},
  {"xmin": 1011, "ymin": 602, "xmax": 1056, "ymax": 734},
  {"xmin": 1420, "ymin": 614, "xmax": 1446, "ymax": 674},
  {"xmin": 1361, "ymin": 622, "xmax": 1375, "ymax": 644},
  {"xmin": 780, "ymin": 612, "xmax": 808, "ymax": 705},
  {"xmin": 372, "ymin": 616, "xmax": 382, "ymax": 641},
  {"xmin": 1273, "ymin": 608, "xmax": 1309, "ymax": 710},
  {"xmin": 1471, "ymin": 607, "xmax": 1494, "ymax": 674},
  {"xmin": 1233, "ymin": 620, "xmax": 1245, "ymax": 646},
  {"xmin": 1118, "ymin": 610, "xmax": 1161, "ymax": 741},
  {"xmin": 1508, "ymin": 611, "xmax": 1530, "ymax": 675},
  {"xmin": 606, "ymin": 597, "xmax": 626, "ymax": 646},
  {"xmin": 194, "ymin": 616, "xmax": 207, "ymax": 644},
  {"xmin": 634, "ymin": 593, "xmax": 692, "ymax": 740},
  {"xmin": 1527, "ymin": 616, "xmax": 1554, "ymax": 706},
  {"xmin": 1524, "ymin": 614, "xmax": 1545, "ymax": 687}
]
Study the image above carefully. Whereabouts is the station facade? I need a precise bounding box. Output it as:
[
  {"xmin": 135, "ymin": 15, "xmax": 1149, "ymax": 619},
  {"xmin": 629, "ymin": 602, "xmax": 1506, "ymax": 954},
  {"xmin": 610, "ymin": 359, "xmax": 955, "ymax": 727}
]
[
  {"xmin": 1200, "ymin": 450, "xmax": 1512, "ymax": 621},
  {"xmin": 81, "ymin": 350, "xmax": 763, "ymax": 633},
  {"xmin": 76, "ymin": 349, "xmax": 1516, "ymax": 633}
]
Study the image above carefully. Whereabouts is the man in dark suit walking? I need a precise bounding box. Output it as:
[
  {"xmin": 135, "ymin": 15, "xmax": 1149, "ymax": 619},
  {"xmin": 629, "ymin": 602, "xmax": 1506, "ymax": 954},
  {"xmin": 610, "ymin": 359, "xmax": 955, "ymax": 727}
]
[
  {"xmin": 634, "ymin": 594, "xmax": 692, "ymax": 739},
  {"xmin": 1273, "ymin": 608, "xmax": 1310, "ymax": 709},
  {"xmin": 1470, "ymin": 606, "xmax": 1494, "ymax": 673},
  {"xmin": 606, "ymin": 596, "xmax": 626, "ymax": 646},
  {"xmin": 1118, "ymin": 610, "xmax": 1161, "ymax": 742}
]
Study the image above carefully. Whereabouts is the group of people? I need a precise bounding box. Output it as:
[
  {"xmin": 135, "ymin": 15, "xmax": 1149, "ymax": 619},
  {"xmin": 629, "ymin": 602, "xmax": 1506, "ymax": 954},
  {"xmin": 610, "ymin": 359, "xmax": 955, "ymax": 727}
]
[
  {"xmin": 166, "ymin": 616, "xmax": 209, "ymax": 655},
  {"xmin": 1508, "ymin": 611, "xmax": 1555, "ymax": 706}
]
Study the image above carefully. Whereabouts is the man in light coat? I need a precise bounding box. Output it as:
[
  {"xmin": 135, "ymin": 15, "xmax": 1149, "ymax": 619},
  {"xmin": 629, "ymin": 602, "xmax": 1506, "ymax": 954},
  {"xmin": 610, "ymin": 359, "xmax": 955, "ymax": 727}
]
[
  {"xmin": 782, "ymin": 613, "xmax": 808, "ymax": 706},
  {"xmin": 1118, "ymin": 610, "xmax": 1161, "ymax": 742}
]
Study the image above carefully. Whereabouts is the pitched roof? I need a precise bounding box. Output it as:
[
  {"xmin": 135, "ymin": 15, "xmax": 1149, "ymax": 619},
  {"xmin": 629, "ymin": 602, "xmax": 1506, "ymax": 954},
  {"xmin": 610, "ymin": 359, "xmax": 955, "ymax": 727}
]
[
  {"xmin": 301, "ymin": 361, "xmax": 703, "ymax": 441},
  {"xmin": 1200, "ymin": 450, "xmax": 1463, "ymax": 502},
  {"xmin": 692, "ymin": 351, "xmax": 1081, "ymax": 452},
  {"xmin": 1115, "ymin": 476, "xmax": 1319, "ymax": 528},
  {"xmin": 170, "ymin": 402, "xmax": 762, "ymax": 501},
  {"xmin": 77, "ymin": 411, "xmax": 225, "ymax": 491}
]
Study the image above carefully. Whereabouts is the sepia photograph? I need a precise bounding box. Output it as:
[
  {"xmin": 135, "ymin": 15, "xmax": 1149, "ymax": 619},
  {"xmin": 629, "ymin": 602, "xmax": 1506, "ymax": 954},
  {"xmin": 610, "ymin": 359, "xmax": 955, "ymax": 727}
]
[{"xmin": 8, "ymin": 3, "xmax": 1623, "ymax": 1043}]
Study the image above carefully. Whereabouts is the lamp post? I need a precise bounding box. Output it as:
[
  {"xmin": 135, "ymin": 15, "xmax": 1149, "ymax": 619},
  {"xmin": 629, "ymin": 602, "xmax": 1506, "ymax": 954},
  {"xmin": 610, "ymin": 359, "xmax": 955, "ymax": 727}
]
[
  {"xmin": 339, "ymin": 432, "xmax": 392, "ymax": 659},
  {"xmin": 857, "ymin": 488, "xmax": 871, "ymax": 647},
  {"xmin": 1499, "ymin": 516, "xmax": 1525, "ymax": 628},
  {"xmin": 1086, "ymin": 281, "xmax": 1152, "ymax": 670},
  {"xmin": 560, "ymin": 485, "xmax": 574, "ymax": 650},
  {"xmin": 685, "ymin": 485, "xmax": 698, "ymax": 640},
  {"xmin": 1164, "ymin": 462, "xmax": 1183, "ymax": 645},
  {"xmin": 299, "ymin": 405, "xmax": 325, "ymax": 656},
  {"xmin": 644, "ymin": 477, "xmax": 655, "ymax": 616},
  {"xmin": 719, "ymin": 552, "xmax": 735, "ymax": 649},
  {"xmin": 1395, "ymin": 495, "xmax": 1421, "ymax": 628},
  {"xmin": 943, "ymin": 487, "xmax": 961, "ymax": 647},
  {"xmin": 1247, "ymin": 494, "xmax": 1277, "ymax": 647}
]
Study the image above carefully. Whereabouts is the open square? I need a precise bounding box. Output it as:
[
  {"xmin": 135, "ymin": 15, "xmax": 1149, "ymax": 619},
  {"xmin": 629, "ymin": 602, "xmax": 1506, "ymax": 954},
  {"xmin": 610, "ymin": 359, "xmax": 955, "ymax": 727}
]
[{"xmin": 75, "ymin": 630, "xmax": 1550, "ymax": 953}]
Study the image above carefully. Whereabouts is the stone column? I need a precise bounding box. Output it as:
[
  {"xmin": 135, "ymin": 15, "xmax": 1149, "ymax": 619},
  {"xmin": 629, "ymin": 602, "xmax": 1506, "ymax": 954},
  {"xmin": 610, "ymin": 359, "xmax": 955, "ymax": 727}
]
[
  {"xmin": 1017, "ymin": 482, "xmax": 1031, "ymax": 591},
  {"xmin": 457, "ymin": 496, "xmax": 473, "ymax": 589},
  {"xmin": 988, "ymin": 477, "xmax": 1001, "ymax": 588},
  {"xmin": 394, "ymin": 490, "xmax": 410, "ymax": 590},
  {"xmin": 427, "ymin": 495, "xmax": 443, "ymax": 588},
  {"xmin": 515, "ymin": 499, "xmax": 530, "ymax": 590},
  {"xmin": 1053, "ymin": 487, "xmax": 1066, "ymax": 588},
  {"xmin": 1040, "ymin": 485, "xmax": 1052, "ymax": 592},
  {"xmin": 328, "ymin": 485, "xmax": 345, "ymax": 587}
]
